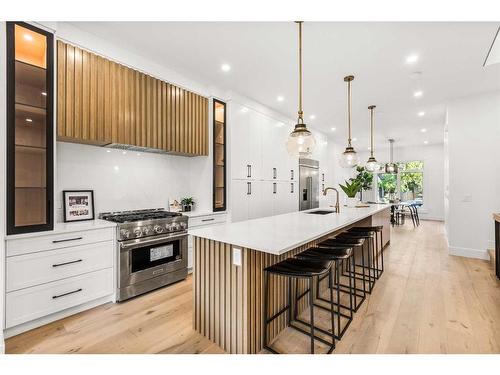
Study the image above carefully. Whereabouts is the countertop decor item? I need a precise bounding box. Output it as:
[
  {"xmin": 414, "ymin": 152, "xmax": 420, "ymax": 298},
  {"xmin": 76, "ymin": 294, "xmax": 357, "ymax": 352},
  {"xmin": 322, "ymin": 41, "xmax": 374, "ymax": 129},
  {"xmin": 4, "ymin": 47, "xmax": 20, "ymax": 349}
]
[
  {"xmin": 169, "ymin": 199, "xmax": 182, "ymax": 212},
  {"xmin": 385, "ymin": 139, "xmax": 399, "ymax": 174},
  {"xmin": 286, "ymin": 21, "xmax": 316, "ymax": 157},
  {"xmin": 340, "ymin": 75, "xmax": 359, "ymax": 168},
  {"xmin": 62, "ymin": 190, "xmax": 95, "ymax": 222},
  {"xmin": 351, "ymin": 166, "xmax": 373, "ymax": 202},
  {"xmin": 365, "ymin": 105, "xmax": 381, "ymax": 172},
  {"xmin": 181, "ymin": 197, "xmax": 195, "ymax": 212},
  {"xmin": 339, "ymin": 180, "xmax": 361, "ymax": 207}
]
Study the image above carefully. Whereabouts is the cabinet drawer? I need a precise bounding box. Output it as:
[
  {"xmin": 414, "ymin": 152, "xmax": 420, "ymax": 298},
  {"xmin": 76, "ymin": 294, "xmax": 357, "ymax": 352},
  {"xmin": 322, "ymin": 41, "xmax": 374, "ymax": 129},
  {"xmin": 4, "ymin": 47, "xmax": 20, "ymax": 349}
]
[
  {"xmin": 6, "ymin": 241, "xmax": 114, "ymax": 292},
  {"xmin": 6, "ymin": 268, "xmax": 113, "ymax": 328},
  {"xmin": 6, "ymin": 227, "xmax": 114, "ymax": 257},
  {"xmin": 189, "ymin": 213, "xmax": 227, "ymax": 228}
]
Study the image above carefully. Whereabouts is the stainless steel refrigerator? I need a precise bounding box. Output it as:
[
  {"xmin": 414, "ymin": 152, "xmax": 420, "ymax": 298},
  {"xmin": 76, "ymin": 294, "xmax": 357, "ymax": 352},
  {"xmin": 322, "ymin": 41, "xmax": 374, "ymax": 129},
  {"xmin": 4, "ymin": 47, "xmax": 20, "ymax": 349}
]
[{"xmin": 299, "ymin": 158, "xmax": 320, "ymax": 211}]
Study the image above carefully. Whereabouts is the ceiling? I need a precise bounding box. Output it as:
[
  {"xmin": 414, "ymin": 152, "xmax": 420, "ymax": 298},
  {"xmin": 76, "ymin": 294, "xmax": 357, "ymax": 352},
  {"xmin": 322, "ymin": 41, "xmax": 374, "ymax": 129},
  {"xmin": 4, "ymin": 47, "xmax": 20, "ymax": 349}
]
[{"xmin": 70, "ymin": 22, "xmax": 500, "ymax": 150}]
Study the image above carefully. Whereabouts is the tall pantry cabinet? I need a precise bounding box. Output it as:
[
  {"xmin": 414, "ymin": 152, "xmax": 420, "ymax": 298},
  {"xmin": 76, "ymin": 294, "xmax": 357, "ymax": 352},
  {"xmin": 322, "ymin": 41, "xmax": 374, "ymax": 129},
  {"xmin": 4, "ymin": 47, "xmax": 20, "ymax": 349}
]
[{"xmin": 229, "ymin": 102, "xmax": 300, "ymax": 222}]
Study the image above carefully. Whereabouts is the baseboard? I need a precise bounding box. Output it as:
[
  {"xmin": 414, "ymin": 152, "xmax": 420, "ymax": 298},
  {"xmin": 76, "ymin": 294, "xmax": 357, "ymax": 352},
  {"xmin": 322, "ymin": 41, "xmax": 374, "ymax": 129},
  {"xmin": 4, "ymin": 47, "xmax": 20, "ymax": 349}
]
[
  {"xmin": 420, "ymin": 217, "xmax": 444, "ymax": 222},
  {"xmin": 4, "ymin": 294, "xmax": 113, "ymax": 339},
  {"xmin": 449, "ymin": 246, "xmax": 490, "ymax": 260}
]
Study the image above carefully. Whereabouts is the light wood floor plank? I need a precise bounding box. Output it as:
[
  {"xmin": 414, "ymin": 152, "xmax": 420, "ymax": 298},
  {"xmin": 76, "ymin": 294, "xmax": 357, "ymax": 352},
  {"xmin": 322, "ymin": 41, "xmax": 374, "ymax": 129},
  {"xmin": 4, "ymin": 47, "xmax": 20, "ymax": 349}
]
[{"xmin": 6, "ymin": 221, "xmax": 500, "ymax": 354}]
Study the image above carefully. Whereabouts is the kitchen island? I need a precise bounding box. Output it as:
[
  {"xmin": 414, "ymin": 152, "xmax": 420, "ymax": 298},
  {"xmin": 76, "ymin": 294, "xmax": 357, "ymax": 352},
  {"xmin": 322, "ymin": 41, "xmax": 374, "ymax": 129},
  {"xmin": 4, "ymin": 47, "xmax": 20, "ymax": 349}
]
[{"xmin": 189, "ymin": 204, "xmax": 391, "ymax": 353}]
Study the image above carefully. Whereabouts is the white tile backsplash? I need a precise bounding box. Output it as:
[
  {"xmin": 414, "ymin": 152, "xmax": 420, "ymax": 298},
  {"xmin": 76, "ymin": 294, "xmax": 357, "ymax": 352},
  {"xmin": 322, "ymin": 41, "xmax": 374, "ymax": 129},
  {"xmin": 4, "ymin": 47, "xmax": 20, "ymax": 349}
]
[{"xmin": 56, "ymin": 142, "xmax": 195, "ymax": 221}]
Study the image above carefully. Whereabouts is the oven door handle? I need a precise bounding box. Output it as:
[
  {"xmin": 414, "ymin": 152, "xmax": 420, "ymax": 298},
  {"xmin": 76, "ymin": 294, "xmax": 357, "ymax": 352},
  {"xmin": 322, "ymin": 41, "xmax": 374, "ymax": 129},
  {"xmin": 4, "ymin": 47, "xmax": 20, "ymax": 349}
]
[{"xmin": 119, "ymin": 232, "xmax": 187, "ymax": 251}]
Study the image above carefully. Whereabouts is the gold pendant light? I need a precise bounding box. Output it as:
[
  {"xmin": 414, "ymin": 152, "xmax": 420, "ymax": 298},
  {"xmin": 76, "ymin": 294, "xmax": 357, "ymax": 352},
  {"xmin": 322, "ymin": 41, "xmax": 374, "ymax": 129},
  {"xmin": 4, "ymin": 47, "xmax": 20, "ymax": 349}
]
[
  {"xmin": 286, "ymin": 21, "xmax": 316, "ymax": 157},
  {"xmin": 365, "ymin": 105, "xmax": 381, "ymax": 172},
  {"xmin": 339, "ymin": 75, "xmax": 359, "ymax": 168}
]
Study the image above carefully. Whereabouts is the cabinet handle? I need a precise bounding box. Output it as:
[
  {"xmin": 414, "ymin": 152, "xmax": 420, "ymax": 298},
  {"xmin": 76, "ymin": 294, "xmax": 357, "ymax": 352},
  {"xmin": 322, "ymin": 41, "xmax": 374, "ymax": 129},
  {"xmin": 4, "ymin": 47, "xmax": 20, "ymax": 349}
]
[
  {"xmin": 322, "ymin": 173, "xmax": 325, "ymax": 182},
  {"xmin": 52, "ymin": 259, "xmax": 83, "ymax": 268},
  {"xmin": 273, "ymin": 168, "xmax": 277, "ymax": 179},
  {"xmin": 246, "ymin": 165, "xmax": 251, "ymax": 178},
  {"xmin": 247, "ymin": 182, "xmax": 251, "ymax": 195},
  {"xmin": 291, "ymin": 170, "xmax": 294, "ymax": 180},
  {"xmin": 273, "ymin": 182, "xmax": 277, "ymax": 194},
  {"xmin": 291, "ymin": 183, "xmax": 294, "ymax": 193},
  {"xmin": 52, "ymin": 237, "xmax": 83, "ymax": 244},
  {"xmin": 52, "ymin": 288, "xmax": 83, "ymax": 299},
  {"xmin": 201, "ymin": 218, "xmax": 215, "ymax": 222}
]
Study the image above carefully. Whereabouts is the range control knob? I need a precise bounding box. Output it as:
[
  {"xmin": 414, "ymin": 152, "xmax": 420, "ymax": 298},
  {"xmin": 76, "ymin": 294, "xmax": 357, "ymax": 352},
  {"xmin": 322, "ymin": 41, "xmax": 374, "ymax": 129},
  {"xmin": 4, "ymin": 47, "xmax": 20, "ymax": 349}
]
[
  {"xmin": 172, "ymin": 223, "xmax": 180, "ymax": 231},
  {"xmin": 120, "ymin": 229, "xmax": 130, "ymax": 239},
  {"xmin": 154, "ymin": 225, "xmax": 164, "ymax": 234},
  {"xmin": 133, "ymin": 228, "xmax": 142, "ymax": 237},
  {"xmin": 180, "ymin": 222, "xmax": 187, "ymax": 230},
  {"xmin": 142, "ymin": 226, "xmax": 152, "ymax": 235}
]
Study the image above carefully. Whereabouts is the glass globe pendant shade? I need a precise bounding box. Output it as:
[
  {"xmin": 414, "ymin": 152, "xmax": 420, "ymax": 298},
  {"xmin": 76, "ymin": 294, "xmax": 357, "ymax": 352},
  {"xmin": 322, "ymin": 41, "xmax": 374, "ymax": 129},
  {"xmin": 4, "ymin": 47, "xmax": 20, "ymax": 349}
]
[
  {"xmin": 286, "ymin": 123, "xmax": 316, "ymax": 157},
  {"xmin": 365, "ymin": 156, "xmax": 380, "ymax": 172},
  {"xmin": 339, "ymin": 146, "xmax": 359, "ymax": 168},
  {"xmin": 385, "ymin": 162, "xmax": 398, "ymax": 174}
]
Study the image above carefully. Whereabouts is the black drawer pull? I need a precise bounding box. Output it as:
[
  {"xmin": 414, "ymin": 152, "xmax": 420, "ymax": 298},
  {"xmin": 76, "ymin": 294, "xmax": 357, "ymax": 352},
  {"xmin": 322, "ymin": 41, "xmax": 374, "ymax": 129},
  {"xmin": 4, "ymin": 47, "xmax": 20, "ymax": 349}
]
[
  {"xmin": 201, "ymin": 218, "xmax": 215, "ymax": 222},
  {"xmin": 291, "ymin": 170, "xmax": 294, "ymax": 180},
  {"xmin": 52, "ymin": 259, "xmax": 83, "ymax": 268},
  {"xmin": 52, "ymin": 288, "xmax": 83, "ymax": 299},
  {"xmin": 273, "ymin": 182, "xmax": 277, "ymax": 194},
  {"xmin": 52, "ymin": 237, "xmax": 83, "ymax": 244},
  {"xmin": 273, "ymin": 167, "xmax": 277, "ymax": 179}
]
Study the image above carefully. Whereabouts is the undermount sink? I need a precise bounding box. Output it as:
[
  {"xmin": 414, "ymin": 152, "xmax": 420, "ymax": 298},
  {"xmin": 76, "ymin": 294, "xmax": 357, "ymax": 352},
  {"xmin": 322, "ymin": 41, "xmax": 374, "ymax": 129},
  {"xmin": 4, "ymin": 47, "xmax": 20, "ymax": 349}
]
[{"xmin": 305, "ymin": 210, "xmax": 336, "ymax": 215}]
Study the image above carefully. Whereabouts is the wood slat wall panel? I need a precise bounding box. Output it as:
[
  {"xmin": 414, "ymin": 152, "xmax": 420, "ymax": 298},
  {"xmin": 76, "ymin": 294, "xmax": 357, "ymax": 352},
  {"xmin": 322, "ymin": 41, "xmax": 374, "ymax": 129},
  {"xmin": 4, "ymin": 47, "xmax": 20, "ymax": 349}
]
[
  {"xmin": 56, "ymin": 41, "xmax": 66, "ymax": 138},
  {"xmin": 56, "ymin": 40, "xmax": 208, "ymax": 155}
]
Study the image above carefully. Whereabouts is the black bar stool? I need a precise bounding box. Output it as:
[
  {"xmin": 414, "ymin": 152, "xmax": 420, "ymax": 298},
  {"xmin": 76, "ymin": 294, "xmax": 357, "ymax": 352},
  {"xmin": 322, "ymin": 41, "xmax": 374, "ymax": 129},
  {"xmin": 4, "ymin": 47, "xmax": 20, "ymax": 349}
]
[
  {"xmin": 295, "ymin": 245, "xmax": 354, "ymax": 339},
  {"xmin": 348, "ymin": 226, "xmax": 384, "ymax": 277},
  {"xmin": 263, "ymin": 257, "xmax": 335, "ymax": 354},
  {"xmin": 318, "ymin": 237, "xmax": 368, "ymax": 310},
  {"xmin": 335, "ymin": 231, "xmax": 377, "ymax": 293}
]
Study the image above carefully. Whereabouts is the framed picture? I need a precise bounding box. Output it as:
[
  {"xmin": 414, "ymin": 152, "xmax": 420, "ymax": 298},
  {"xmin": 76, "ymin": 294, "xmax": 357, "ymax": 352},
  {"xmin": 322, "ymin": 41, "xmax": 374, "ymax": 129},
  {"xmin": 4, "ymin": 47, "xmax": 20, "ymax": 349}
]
[{"xmin": 63, "ymin": 190, "xmax": 95, "ymax": 222}]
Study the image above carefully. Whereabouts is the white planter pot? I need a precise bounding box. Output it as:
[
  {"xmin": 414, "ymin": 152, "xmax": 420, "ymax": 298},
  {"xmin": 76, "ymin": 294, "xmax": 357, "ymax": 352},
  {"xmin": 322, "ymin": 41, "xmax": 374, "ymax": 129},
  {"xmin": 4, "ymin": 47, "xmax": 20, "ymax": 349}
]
[{"xmin": 346, "ymin": 197, "xmax": 358, "ymax": 208}]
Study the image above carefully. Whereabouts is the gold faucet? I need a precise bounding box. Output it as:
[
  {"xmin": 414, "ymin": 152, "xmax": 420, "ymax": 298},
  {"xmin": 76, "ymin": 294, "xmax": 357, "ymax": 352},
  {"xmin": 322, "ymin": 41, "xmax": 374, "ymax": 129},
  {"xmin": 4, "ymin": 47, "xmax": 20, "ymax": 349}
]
[{"xmin": 323, "ymin": 187, "xmax": 340, "ymax": 213}]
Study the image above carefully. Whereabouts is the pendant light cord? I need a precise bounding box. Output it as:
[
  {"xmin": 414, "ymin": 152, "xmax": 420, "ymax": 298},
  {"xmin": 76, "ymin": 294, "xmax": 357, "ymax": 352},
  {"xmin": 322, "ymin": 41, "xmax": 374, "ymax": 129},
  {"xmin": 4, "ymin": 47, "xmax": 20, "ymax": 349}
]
[
  {"xmin": 369, "ymin": 105, "xmax": 375, "ymax": 157},
  {"xmin": 348, "ymin": 80, "xmax": 352, "ymax": 145},
  {"xmin": 296, "ymin": 21, "xmax": 303, "ymax": 123}
]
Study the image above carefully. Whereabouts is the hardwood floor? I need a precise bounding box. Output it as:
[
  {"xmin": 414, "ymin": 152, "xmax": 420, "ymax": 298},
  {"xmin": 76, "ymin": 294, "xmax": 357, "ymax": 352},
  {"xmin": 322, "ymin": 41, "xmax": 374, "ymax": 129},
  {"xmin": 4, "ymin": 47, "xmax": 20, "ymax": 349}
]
[{"xmin": 6, "ymin": 221, "xmax": 500, "ymax": 354}]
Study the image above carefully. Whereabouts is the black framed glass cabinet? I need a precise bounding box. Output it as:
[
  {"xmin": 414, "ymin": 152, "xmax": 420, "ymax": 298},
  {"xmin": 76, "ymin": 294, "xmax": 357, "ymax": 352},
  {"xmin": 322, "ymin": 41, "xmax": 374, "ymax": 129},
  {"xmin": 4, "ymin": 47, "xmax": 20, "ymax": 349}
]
[
  {"xmin": 213, "ymin": 99, "xmax": 226, "ymax": 211},
  {"xmin": 6, "ymin": 22, "xmax": 54, "ymax": 234}
]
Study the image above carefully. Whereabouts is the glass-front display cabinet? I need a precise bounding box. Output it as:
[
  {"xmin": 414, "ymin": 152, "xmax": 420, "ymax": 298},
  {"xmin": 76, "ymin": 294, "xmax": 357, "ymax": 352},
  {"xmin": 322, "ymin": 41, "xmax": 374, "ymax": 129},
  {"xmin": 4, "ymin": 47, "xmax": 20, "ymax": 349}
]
[
  {"xmin": 6, "ymin": 22, "xmax": 54, "ymax": 234},
  {"xmin": 213, "ymin": 99, "xmax": 226, "ymax": 211}
]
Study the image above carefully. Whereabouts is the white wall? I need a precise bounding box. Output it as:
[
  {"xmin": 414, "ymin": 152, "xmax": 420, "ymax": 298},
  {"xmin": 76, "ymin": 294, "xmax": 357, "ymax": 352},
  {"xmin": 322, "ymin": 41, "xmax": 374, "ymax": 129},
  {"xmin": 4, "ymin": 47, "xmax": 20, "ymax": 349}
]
[
  {"xmin": 356, "ymin": 144, "xmax": 445, "ymax": 221},
  {"xmin": 445, "ymin": 91, "xmax": 500, "ymax": 259}
]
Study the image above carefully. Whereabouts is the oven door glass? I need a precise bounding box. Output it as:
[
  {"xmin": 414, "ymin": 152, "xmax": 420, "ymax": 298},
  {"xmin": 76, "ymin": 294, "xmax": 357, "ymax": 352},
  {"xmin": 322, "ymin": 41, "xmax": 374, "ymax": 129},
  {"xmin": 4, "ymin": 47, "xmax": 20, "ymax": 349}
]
[{"xmin": 130, "ymin": 239, "xmax": 181, "ymax": 273}]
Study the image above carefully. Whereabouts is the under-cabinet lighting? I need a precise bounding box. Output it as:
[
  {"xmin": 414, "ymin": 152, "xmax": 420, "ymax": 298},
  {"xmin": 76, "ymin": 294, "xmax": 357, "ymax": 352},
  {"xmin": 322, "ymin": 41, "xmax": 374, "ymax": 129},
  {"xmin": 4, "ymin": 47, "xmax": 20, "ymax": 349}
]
[
  {"xmin": 277, "ymin": 95, "xmax": 284, "ymax": 102},
  {"xmin": 25, "ymin": 118, "xmax": 33, "ymax": 123}
]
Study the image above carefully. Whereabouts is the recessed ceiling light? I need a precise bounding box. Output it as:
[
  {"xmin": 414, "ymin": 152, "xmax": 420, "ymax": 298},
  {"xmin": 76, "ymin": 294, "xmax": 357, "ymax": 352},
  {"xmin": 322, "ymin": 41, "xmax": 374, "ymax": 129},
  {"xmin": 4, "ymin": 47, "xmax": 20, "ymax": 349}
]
[
  {"xmin": 414, "ymin": 91, "xmax": 423, "ymax": 98},
  {"xmin": 106, "ymin": 150, "xmax": 111, "ymax": 153},
  {"xmin": 25, "ymin": 118, "xmax": 33, "ymax": 123},
  {"xmin": 23, "ymin": 33, "xmax": 33, "ymax": 41},
  {"xmin": 352, "ymin": 137, "xmax": 357, "ymax": 142},
  {"xmin": 421, "ymin": 128, "xmax": 427, "ymax": 133},
  {"xmin": 277, "ymin": 96, "xmax": 284, "ymax": 102},
  {"xmin": 41, "ymin": 92, "xmax": 47, "ymax": 96},
  {"xmin": 418, "ymin": 111, "xmax": 425, "ymax": 117},
  {"xmin": 240, "ymin": 107, "xmax": 248, "ymax": 113},
  {"xmin": 309, "ymin": 115, "xmax": 316, "ymax": 120},
  {"xmin": 221, "ymin": 64, "xmax": 231, "ymax": 72},
  {"xmin": 122, "ymin": 151, "xmax": 127, "ymax": 155},
  {"xmin": 424, "ymin": 140, "xmax": 429, "ymax": 145},
  {"xmin": 406, "ymin": 54, "xmax": 419, "ymax": 64},
  {"xmin": 367, "ymin": 147, "xmax": 372, "ymax": 151},
  {"xmin": 331, "ymin": 127, "xmax": 336, "ymax": 131}
]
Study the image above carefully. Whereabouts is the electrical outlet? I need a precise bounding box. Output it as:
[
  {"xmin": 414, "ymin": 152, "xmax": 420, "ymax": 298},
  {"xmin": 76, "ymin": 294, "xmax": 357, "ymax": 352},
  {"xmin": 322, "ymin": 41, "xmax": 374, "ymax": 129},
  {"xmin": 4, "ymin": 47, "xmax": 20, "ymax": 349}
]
[{"xmin": 232, "ymin": 247, "xmax": 242, "ymax": 267}]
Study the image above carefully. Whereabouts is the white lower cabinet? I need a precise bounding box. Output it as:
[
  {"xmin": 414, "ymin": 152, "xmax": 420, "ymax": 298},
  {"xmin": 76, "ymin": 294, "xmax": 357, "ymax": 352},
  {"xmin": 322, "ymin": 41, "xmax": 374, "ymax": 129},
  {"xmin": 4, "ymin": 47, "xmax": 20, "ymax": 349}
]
[
  {"xmin": 187, "ymin": 212, "xmax": 227, "ymax": 270},
  {"xmin": 4, "ymin": 224, "xmax": 115, "ymax": 332},
  {"xmin": 6, "ymin": 268, "xmax": 113, "ymax": 328}
]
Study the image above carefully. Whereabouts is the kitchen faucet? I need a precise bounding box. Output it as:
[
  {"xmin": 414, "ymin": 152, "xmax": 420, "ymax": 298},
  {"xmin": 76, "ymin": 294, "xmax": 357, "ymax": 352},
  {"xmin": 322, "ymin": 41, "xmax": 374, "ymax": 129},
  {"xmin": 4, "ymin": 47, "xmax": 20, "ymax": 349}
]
[{"xmin": 323, "ymin": 187, "xmax": 340, "ymax": 213}]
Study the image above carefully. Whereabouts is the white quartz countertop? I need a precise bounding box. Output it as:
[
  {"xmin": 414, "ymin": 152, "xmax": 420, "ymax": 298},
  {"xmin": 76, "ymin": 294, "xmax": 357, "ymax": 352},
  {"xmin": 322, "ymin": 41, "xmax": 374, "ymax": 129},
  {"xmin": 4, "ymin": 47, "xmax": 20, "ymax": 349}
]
[
  {"xmin": 5, "ymin": 219, "xmax": 117, "ymax": 240},
  {"xmin": 189, "ymin": 204, "xmax": 390, "ymax": 255}
]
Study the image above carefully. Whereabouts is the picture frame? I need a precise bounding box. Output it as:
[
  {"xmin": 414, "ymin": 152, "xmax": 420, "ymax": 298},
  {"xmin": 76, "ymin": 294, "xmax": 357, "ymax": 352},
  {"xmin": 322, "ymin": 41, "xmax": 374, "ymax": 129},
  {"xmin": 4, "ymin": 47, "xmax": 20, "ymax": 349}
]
[{"xmin": 63, "ymin": 190, "xmax": 95, "ymax": 222}]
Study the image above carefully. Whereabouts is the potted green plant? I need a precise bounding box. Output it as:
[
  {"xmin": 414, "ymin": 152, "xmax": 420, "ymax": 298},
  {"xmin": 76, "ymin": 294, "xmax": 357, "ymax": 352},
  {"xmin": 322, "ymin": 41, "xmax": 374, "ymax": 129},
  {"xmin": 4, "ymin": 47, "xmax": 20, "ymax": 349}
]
[
  {"xmin": 350, "ymin": 166, "xmax": 373, "ymax": 202},
  {"xmin": 339, "ymin": 180, "xmax": 361, "ymax": 207},
  {"xmin": 180, "ymin": 197, "xmax": 195, "ymax": 212}
]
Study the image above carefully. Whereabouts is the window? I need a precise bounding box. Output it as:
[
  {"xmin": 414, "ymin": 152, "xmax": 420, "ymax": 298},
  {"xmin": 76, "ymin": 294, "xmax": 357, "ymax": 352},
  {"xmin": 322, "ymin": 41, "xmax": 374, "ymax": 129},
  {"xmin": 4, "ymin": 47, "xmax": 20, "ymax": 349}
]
[{"xmin": 374, "ymin": 160, "xmax": 424, "ymax": 204}]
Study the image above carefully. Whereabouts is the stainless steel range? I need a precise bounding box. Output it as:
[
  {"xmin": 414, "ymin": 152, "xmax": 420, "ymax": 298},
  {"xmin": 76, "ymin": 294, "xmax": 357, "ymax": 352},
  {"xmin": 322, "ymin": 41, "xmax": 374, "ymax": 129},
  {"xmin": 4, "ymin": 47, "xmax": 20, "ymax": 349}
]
[{"xmin": 99, "ymin": 208, "xmax": 188, "ymax": 301}]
